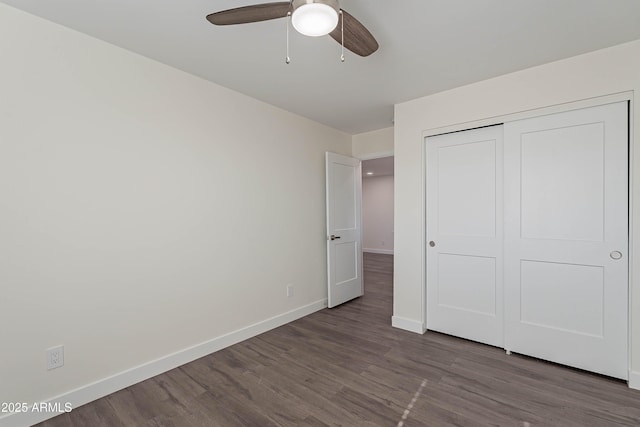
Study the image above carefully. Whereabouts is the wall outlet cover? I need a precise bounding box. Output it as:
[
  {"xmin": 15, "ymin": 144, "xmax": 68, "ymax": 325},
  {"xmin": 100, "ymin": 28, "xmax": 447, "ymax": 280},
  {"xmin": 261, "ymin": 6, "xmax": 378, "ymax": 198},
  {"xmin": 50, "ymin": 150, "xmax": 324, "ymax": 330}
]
[{"xmin": 46, "ymin": 345, "xmax": 64, "ymax": 370}]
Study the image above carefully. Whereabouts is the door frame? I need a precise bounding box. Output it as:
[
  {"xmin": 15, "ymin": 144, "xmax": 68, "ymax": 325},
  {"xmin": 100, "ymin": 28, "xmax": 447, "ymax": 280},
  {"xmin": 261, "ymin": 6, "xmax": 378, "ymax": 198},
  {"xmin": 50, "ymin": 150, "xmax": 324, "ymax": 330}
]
[
  {"xmin": 357, "ymin": 151, "xmax": 395, "ymax": 257},
  {"xmin": 352, "ymin": 150, "xmax": 394, "ymax": 301},
  {"xmin": 422, "ymin": 91, "xmax": 634, "ymax": 381}
]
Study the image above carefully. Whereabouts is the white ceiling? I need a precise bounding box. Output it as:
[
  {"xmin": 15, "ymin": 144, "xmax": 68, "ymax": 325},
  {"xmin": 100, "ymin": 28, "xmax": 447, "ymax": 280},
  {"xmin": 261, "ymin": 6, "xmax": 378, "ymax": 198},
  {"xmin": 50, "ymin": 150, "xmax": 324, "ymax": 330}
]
[
  {"xmin": 3, "ymin": 0, "xmax": 640, "ymax": 134},
  {"xmin": 363, "ymin": 156, "xmax": 393, "ymax": 178}
]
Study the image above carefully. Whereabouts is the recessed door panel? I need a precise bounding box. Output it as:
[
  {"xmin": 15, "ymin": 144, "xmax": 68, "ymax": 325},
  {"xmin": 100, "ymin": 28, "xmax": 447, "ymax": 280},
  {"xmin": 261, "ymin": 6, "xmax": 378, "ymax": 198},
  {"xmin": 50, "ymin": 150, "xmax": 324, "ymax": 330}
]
[
  {"xmin": 332, "ymin": 164, "xmax": 357, "ymax": 231},
  {"xmin": 438, "ymin": 140, "xmax": 496, "ymax": 238},
  {"xmin": 520, "ymin": 260, "xmax": 604, "ymax": 337},
  {"xmin": 521, "ymin": 123, "xmax": 604, "ymax": 242},
  {"xmin": 334, "ymin": 241, "xmax": 358, "ymax": 285},
  {"xmin": 437, "ymin": 254, "xmax": 496, "ymax": 316}
]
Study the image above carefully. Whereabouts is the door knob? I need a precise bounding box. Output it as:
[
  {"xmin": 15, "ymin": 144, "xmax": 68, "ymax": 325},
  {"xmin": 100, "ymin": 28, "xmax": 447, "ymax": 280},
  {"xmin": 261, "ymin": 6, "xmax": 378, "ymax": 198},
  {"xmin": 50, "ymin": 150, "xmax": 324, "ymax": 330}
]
[
  {"xmin": 429, "ymin": 241, "xmax": 435, "ymax": 247},
  {"xmin": 330, "ymin": 235, "xmax": 341, "ymax": 241},
  {"xmin": 610, "ymin": 251, "xmax": 623, "ymax": 260}
]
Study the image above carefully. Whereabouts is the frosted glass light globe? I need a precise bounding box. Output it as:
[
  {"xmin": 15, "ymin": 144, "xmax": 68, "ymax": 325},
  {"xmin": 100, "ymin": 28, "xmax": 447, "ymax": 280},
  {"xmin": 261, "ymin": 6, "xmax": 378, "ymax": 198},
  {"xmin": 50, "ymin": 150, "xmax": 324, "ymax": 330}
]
[{"xmin": 292, "ymin": 3, "xmax": 339, "ymax": 37}]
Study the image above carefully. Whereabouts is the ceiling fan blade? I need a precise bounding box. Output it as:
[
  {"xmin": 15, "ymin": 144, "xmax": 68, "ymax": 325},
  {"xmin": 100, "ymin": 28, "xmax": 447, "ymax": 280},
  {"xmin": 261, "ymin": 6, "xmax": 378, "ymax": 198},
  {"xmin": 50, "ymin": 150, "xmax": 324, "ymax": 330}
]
[
  {"xmin": 207, "ymin": 2, "xmax": 291, "ymax": 26},
  {"xmin": 329, "ymin": 10, "xmax": 378, "ymax": 57}
]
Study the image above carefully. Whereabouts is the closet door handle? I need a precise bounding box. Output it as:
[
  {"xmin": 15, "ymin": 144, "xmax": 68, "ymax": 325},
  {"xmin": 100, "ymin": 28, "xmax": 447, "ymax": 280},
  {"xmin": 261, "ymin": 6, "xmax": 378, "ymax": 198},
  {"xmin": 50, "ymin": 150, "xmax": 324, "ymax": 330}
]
[
  {"xmin": 429, "ymin": 241, "xmax": 436, "ymax": 247},
  {"xmin": 610, "ymin": 251, "xmax": 622, "ymax": 260}
]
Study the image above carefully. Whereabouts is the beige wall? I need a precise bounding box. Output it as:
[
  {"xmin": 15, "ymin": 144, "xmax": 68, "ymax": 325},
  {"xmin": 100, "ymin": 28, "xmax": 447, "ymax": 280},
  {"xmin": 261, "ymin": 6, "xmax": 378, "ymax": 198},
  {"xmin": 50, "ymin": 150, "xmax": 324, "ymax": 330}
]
[
  {"xmin": 394, "ymin": 39, "xmax": 640, "ymax": 383},
  {"xmin": 0, "ymin": 2, "xmax": 351, "ymax": 415},
  {"xmin": 352, "ymin": 126, "xmax": 394, "ymax": 159}
]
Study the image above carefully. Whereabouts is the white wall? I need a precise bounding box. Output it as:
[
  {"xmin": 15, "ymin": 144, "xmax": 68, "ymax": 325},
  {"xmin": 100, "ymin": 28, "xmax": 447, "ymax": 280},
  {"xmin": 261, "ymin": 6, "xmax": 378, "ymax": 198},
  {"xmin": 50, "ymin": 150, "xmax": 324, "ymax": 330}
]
[
  {"xmin": 352, "ymin": 126, "xmax": 394, "ymax": 159},
  {"xmin": 393, "ymin": 39, "xmax": 640, "ymax": 383},
  {"xmin": 362, "ymin": 175, "xmax": 394, "ymax": 254},
  {"xmin": 0, "ymin": 3, "xmax": 351, "ymax": 423}
]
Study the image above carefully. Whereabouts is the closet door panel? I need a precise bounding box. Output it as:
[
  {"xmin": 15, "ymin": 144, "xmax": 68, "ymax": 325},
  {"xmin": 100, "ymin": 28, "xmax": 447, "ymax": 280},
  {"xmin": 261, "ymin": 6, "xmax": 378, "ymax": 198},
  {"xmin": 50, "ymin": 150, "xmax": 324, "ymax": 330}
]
[
  {"xmin": 426, "ymin": 126, "xmax": 504, "ymax": 347},
  {"xmin": 504, "ymin": 102, "xmax": 628, "ymax": 379}
]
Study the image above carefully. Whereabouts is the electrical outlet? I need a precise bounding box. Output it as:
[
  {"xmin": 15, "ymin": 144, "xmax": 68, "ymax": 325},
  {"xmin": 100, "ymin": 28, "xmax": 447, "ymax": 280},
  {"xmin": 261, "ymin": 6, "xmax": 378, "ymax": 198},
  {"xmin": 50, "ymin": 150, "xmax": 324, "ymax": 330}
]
[
  {"xmin": 381, "ymin": 240, "xmax": 385, "ymax": 246},
  {"xmin": 46, "ymin": 345, "xmax": 64, "ymax": 370},
  {"xmin": 286, "ymin": 284, "xmax": 294, "ymax": 298}
]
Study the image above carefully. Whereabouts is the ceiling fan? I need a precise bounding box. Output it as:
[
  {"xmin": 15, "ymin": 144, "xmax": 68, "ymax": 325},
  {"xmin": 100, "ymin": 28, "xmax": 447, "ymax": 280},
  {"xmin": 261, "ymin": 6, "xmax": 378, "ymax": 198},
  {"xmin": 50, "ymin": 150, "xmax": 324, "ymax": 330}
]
[{"xmin": 206, "ymin": 0, "xmax": 379, "ymax": 58}]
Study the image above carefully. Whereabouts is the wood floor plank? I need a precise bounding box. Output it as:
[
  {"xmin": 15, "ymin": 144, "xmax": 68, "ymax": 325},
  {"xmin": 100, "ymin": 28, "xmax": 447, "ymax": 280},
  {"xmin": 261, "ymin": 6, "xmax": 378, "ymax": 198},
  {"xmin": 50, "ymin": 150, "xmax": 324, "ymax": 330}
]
[
  {"xmin": 35, "ymin": 253, "xmax": 640, "ymax": 426},
  {"xmin": 70, "ymin": 397, "xmax": 128, "ymax": 427},
  {"xmin": 248, "ymin": 363, "xmax": 366, "ymax": 426}
]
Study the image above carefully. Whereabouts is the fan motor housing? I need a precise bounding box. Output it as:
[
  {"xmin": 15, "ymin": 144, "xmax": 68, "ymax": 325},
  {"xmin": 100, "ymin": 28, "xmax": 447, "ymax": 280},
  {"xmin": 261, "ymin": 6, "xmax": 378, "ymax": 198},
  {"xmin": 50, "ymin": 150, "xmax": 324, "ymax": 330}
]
[{"xmin": 292, "ymin": 0, "xmax": 340, "ymax": 14}]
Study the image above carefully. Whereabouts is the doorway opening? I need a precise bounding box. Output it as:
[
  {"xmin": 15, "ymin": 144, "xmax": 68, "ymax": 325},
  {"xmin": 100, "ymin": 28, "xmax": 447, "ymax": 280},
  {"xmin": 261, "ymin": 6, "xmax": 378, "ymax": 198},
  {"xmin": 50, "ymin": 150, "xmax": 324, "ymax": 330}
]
[
  {"xmin": 361, "ymin": 156, "xmax": 394, "ymax": 306},
  {"xmin": 362, "ymin": 156, "xmax": 394, "ymax": 255}
]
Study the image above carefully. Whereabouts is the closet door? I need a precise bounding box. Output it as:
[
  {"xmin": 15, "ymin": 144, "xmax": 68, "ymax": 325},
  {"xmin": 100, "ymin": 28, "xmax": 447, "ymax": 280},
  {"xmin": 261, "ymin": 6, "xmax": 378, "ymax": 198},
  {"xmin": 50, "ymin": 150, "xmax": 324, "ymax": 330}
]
[
  {"xmin": 504, "ymin": 102, "xmax": 628, "ymax": 379},
  {"xmin": 426, "ymin": 126, "xmax": 504, "ymax": 347}
]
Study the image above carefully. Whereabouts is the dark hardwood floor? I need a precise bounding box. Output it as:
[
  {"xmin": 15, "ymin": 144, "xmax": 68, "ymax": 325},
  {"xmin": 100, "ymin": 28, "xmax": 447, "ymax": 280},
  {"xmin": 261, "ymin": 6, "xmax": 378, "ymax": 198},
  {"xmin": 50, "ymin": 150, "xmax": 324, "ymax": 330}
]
[{"xmin": 38, "ymin": 253, "xmax": 640, "ymax": 426}]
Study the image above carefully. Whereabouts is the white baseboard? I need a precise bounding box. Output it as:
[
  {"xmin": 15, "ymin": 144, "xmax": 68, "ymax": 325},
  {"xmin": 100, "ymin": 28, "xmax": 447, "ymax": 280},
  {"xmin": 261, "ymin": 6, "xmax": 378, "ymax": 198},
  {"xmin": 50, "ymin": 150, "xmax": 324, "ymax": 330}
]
[
  {"xmin": 363, "ymin": 248, "xmax": 394, "ymax": 255},
  {"xmin": 629, "ymin": 371, "xmax": 640, "ymax": 390},
  {"xmin": 0, "ymin": 299, "xmax": 327, "ymax": 427},
  {"xmin": 391, "ymin": 315, "xmax": 426, "ymax": 334}
]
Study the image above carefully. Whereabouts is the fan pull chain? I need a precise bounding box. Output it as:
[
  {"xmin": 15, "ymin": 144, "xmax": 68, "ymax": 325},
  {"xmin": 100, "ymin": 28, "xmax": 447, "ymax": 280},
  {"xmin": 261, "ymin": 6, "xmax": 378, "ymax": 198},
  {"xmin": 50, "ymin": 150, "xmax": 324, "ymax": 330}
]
[
  {"xmin": 286, "ymin": 11, "xmax": 291, "ymax": 64},
  {"xmin": 340, "ymin": 10, "xmax": 345, "ymax": 62}
]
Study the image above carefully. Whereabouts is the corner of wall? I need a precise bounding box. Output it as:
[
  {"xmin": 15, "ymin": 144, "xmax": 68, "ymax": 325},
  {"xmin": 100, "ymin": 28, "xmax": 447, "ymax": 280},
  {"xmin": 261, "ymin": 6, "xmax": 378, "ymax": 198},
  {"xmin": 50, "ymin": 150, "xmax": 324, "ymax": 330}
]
[
  {"xmin": 352, "ymin": 127, "xmax": 394, "ymax": 159},
  {"xmin": 0, "ymin": 300, "xmax": 327, "ymax": 427},
  {"xmin": 629, "ymin": 371, "xmax": 640, "ymax": 390}
]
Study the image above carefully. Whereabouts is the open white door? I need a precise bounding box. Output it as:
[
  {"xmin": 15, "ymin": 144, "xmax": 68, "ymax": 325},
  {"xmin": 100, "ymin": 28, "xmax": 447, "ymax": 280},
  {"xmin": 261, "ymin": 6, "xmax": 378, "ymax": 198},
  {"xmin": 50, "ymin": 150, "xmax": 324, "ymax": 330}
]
[{"xmin": 326, "ymin": 152, "xmax": 363, "ymax": 308}]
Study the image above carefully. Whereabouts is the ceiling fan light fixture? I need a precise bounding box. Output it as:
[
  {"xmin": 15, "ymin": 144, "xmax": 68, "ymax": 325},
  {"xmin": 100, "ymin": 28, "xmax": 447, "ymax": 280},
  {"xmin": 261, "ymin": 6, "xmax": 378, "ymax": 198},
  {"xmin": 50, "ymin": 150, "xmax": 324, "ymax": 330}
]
[{"xmin": 291, "ymin": 0, "xmax": 339, "ymax": 37}]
